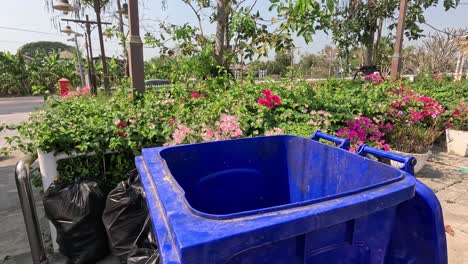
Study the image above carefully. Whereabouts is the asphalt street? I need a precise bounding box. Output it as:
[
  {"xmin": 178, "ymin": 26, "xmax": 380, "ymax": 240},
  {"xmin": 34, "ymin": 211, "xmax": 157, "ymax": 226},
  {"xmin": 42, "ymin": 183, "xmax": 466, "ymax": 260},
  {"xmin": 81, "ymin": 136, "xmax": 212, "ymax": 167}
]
[{"xmin": 0, "ymin": 96, "xmax": 43, "ymax": 115}]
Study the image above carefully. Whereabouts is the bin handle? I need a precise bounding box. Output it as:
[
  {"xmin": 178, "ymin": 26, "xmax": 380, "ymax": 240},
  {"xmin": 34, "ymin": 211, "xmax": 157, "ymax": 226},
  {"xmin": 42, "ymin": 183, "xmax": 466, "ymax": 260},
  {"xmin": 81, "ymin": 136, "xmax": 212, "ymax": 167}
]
[
  {"xmin": 357, "ymin": 144, "xmax": 417, "ymax": 175},
  {"xmin": 311, "ymin": 130, "xmax": 350, "ymax": 150}
]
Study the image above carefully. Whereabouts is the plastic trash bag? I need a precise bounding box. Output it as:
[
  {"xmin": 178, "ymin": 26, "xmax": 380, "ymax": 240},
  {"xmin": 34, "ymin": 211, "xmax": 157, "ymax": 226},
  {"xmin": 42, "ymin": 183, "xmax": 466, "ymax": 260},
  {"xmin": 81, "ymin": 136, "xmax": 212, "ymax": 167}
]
[
  {"xmin": 127, "ymin": 216, "xmax": 161, "ymax": 264},
  {"xmin": 43, "ymin": 181, "xmax": 108, "ymax": 264},
  {"xmin": 102, "ymin": 170, "xmax": 149, "ymax": 261}
]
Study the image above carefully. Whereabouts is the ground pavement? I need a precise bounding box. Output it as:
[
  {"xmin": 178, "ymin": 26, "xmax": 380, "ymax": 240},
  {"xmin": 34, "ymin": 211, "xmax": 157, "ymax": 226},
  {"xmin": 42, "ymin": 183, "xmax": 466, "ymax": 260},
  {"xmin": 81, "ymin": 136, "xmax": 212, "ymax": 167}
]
[
  {"xmin": 0, "ymin": 97, "xmax": 467, "ymax": 263},
  {"xmin": 417, "ymin": 146, "xmax": 468, "ymax": 264}
]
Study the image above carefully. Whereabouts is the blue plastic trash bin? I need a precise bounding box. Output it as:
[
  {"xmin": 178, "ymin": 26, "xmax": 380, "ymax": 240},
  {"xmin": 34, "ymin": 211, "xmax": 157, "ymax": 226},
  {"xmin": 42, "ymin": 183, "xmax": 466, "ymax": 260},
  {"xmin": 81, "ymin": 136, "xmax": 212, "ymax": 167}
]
[{"xmin": 136, "ymin": 131, "xmax": 447, "ymax": 264}]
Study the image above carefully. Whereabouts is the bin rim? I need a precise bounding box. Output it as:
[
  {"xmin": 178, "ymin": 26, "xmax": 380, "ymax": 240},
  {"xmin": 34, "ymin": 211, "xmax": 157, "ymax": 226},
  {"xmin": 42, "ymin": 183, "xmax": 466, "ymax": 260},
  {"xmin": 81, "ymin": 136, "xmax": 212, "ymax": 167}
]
[{"xmin": 142, "ymin": 135, "xmax": 412, "ymax": 220}]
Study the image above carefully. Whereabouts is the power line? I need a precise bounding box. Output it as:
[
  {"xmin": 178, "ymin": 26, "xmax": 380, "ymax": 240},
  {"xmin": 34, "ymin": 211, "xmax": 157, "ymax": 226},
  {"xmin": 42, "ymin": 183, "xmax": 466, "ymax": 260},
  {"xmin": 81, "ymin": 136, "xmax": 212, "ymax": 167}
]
[
  {"xmin": 0, "ymin": 26, "xmax": 61, "ymax": 36},
  {"xmin": 0, "ymin": 40, "xmax": 25, "ymax": 44}
]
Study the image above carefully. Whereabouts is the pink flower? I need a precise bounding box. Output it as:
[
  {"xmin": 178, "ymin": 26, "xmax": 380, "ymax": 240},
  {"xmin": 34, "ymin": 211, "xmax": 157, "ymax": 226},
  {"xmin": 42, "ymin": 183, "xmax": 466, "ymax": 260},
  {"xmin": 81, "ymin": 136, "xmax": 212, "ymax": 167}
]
[
  {"xmin": 177, "ymin": 124, "xmax": 193, "ymax": 134},
  {"xmin": 337, "ymin": 116, "xmax": 391, "ymax": 151},
  {"xmin": 364, "ymin": 72, "xmax": 384, "ymax": 85},
  {"xmin": 190, "ymin": 91, "xmax": 199, "ymax": 99},
  {"xmin": 206, "ymin": 114, "xmax": 243, "ymax": 140},
  {"xmin": 80, "ymin": 86, "xmax": 91, "ymax": 95},
  {"xmin": 220, "ymin": 114, "xmax": 237, "ymax": 123},
  {"xmin": 119, "ymin": 132, "xmax": 127, "ymax": 138},
  {"xmin": 117, "ymin": 121, "xmax": 127, "ymax": 128},
  {"xmin": 257, "ymin": 98, "xmax": 267, "ymax": 106},
  {"xmin": 265, "ymin": 127, "xmax": 284, "ymax": 136},
  {"xmin": 129, "ymin": 119, "xmax": 137, "ymax": 124},
  {"xmin": 272, "ymin": 95, "xmax": 281, "ymax": 105},
  {"xmin": 445, "ymin": 120, "xmax": 453, "ymax": 128},
  {"xmin": 172, "ymin": 130, "xmax": 186, "ymax": 144},
  {"xmin": 261, "ymin": 89, "xmax": 272, "ymax": 98},
  {"xmin": 257, "ymin": 90, "xmax": 281, "ymax": 109}
]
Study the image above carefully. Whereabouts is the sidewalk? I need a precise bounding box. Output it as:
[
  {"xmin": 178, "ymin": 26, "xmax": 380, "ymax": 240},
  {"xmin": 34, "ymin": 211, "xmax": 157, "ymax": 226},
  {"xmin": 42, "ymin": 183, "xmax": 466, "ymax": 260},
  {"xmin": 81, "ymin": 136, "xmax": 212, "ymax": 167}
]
[{"xmin": 417, "ymin": 148, "xmax": 468, "ymax": 264}]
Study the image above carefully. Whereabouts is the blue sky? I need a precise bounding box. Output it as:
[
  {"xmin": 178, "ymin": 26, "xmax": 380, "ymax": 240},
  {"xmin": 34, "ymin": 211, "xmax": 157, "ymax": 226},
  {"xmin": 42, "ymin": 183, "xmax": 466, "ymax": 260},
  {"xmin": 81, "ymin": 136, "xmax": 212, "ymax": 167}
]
[{"xmin": 0, "ymin": 0, "xmax": 467, "ymax": 60}]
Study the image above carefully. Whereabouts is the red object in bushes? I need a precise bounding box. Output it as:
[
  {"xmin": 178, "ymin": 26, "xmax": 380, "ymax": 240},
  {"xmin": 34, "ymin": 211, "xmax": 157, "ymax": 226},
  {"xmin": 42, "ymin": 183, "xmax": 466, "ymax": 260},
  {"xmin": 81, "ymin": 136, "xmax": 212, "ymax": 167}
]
[{"xmin": 58, "ymin": 78, "xmax": 70, "ymax": 96}]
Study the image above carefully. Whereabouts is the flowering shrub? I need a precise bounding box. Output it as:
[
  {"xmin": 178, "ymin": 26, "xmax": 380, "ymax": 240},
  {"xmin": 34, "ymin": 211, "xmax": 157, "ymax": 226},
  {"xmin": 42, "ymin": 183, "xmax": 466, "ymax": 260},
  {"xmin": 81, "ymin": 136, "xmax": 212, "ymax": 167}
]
[
  {"xmin": 364, "ymin": 72, "xmax": 384, "ymax": 85},
  {"xmin": 257, "ymin": 89, "xmax": 281, "ymax": 109},
  {"xmin": 384, "ymin": 85, "xmax": 445, "ymax": 153},
  {"xmin": 5, "ymin": 78, "xmax": 466, "ymax": 185},
  {"xmin": 337, "ymin": 117, "xmax": 392, "ymax": 152},
  {"xmin": 444, "ymin": 100, "xmax": 468, "ymax": 131},
  {"xmin": 388, "ymin": 86, "xmax": 444, "ymax": 126}
]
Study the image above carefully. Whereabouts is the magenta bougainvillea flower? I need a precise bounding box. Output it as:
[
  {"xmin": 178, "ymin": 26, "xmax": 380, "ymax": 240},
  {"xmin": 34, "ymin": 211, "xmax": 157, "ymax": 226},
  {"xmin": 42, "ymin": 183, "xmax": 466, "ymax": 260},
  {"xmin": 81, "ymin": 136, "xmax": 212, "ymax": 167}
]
[
  {"xmin": 337, "ymin": 117, "xmax": 391, "ymax": 152},
  {"xmin": 364, "ymin": 72, "xmax": 384, "ymax": 85},
  {"xmin": 257, "ymin": 89, "xmax": 281, "ymax": 109}
]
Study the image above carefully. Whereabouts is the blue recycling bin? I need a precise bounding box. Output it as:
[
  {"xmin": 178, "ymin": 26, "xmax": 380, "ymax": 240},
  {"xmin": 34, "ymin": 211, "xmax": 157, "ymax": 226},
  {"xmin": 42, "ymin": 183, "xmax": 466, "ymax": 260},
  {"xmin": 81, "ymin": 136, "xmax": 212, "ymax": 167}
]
[{"xmin": 136, "ymin": 131, "xmax": 447, "ymax": 264}]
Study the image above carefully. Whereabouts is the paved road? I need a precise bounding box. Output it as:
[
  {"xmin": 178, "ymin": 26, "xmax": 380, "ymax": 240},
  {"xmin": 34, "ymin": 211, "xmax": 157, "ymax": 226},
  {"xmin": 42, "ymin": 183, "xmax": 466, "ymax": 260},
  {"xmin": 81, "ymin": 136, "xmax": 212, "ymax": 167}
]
[
  {"xmin": 0, "ymin": 97, "xmax": 43, "ymax": 258},
  {"xmin": 0, "ymin": 96, "xmax": 43, "ymax": 115}
]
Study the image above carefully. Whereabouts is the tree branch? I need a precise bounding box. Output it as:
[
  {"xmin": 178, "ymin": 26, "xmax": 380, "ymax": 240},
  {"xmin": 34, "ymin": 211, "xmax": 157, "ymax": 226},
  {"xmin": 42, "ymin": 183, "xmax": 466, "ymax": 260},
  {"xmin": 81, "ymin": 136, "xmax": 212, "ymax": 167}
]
[
  {"xmin": 183, "ymin": 0, "xmax": 205, "ymax": 35},
  {"xmin": 423, "ymin": 23, "xmax": 460, "ymax": 37}
]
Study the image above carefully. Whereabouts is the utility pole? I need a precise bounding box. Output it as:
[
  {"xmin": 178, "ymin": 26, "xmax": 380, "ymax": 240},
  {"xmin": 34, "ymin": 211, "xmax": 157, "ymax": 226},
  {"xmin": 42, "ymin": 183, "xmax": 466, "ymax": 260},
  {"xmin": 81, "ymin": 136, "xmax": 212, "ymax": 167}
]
[
  {"xmin": 390, "ymin": 0, "xmax": 408, "ymax": 81},
  {"xmin": 93, "ymin": 0, "xmax": 111, "ymax": 94},
  {"xmin": 290, "ymin": 47, "xmax": 294, "ymax": 81},
  {"xmin": 84, "ymin": 33, "xmax": 94, "ymax": 91},
  {"xmin": 69, "ymin": 35, "xmax": 85, "ymax": 88},
  {"xmin": 85, "ymin": 16, "xmax": 97, "ymax": 94},
  {"xmin": 62, "ymin": 16, "xmax": 111, "ymax": 95},
  {"xmin": 127, "ymin": 0, "xmax": 145, "ymax": 92}
]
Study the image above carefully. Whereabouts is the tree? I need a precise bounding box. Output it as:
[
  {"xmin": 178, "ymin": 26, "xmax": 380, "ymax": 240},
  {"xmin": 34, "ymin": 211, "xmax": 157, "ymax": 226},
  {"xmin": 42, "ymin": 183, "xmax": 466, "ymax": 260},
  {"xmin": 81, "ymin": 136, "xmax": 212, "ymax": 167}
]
[
  {"xmin": 17, "ymin": 41, "xmax": 75, "ymax": 57},
  {"xmin": 299, "ymin": 53, "xmax": 326, "ymax": 77},
  {"xmin": 146, "ymin": 0, "xmax": 334, "ymax": 69},
  {"xmin": 330, "ymin": 0, "xmax": 460, "ymax": 66},
  {"xmin": 402, "ymin": 29, "xmax": 465, "ymax": 74}
]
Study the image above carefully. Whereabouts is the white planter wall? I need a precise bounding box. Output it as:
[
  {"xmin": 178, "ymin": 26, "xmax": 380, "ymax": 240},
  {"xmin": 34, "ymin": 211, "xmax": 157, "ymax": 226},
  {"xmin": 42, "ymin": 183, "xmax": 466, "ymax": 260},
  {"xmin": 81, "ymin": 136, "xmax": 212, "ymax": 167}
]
[{"xmin": 446, "ymin": 129, "xmax": 468, "ymax": 157}]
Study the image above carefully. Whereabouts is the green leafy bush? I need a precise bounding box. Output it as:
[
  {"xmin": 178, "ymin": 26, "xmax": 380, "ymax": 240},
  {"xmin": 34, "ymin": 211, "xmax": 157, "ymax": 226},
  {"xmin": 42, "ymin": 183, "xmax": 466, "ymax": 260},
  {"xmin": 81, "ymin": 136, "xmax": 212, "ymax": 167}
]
[{"xmin": 5, "ymin": 77, "xmax": 467, "ymax": 185}]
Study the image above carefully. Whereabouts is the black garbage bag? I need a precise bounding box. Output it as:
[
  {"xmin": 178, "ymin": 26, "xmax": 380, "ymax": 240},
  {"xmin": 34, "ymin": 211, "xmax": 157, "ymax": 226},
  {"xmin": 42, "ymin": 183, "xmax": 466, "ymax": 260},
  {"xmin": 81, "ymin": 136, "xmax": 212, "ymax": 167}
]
[
  {"xmin": 102, "ymin": 170, "xmax": 149, "ymax": 261},
  {"xmin": 127, "ymin": 217, "xmax": 161, "ymax": 264},
  {"xmin": 43, "ymin": 181, "xmax": 108, "ymax": 264}
]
